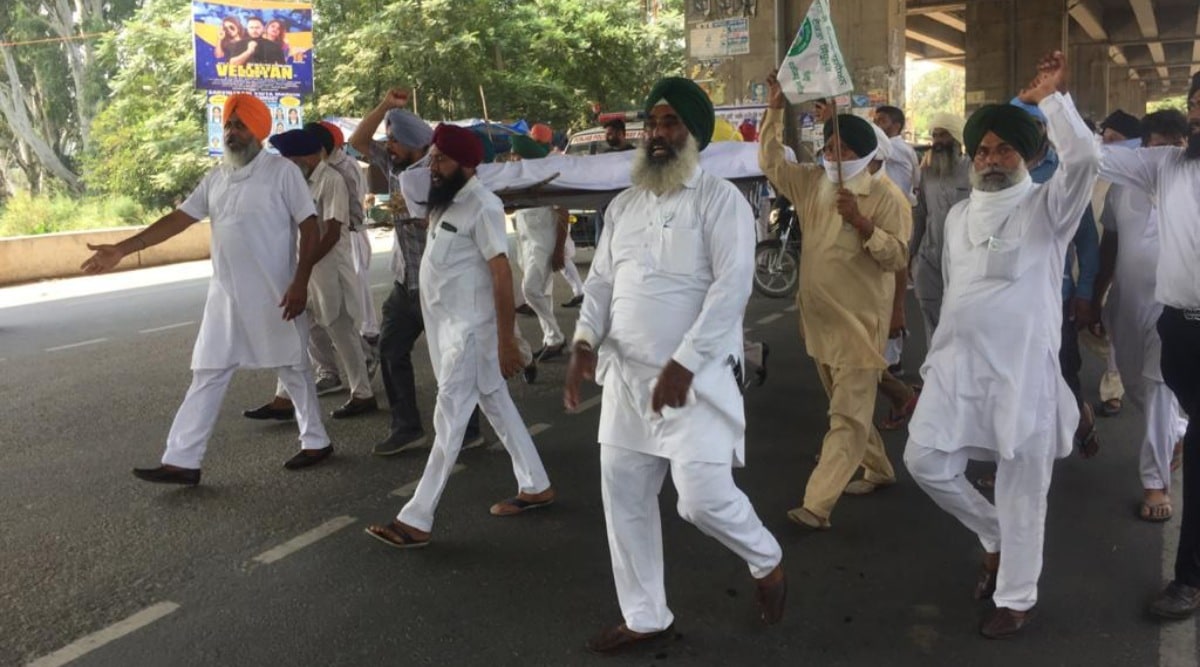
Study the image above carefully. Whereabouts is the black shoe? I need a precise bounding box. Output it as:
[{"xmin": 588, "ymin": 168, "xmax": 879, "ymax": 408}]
[
  {"xmin": 243, "ymin": 403, "xmax": 295, "ymax": 420},
  {"xmin": 332, "ymin": 396, "xmax": 379, "ymax": 419},
  {"xmin": 561, "ymin": 295, "xmax": 584, "ymax": 308},
  {"xmin": 522, "ymin": 361, "xmax": 538, "ymax": 384},
  {"xmin": 372, "ymin": 432, "xmax": 428, "ymax": 456},
  {"xmin": 133, "ymin": 465, "xmax": 201, "ymax": 485},
  {"xmin": 887, "ymin": 362, "xmax": 904, "ymax": 378},
  {"xmin": 1149, "ymin": 581, "xmax": 1200, "ymax": 619},
  {"xmin": 284, "ymin": 445, "xmax": 334, "ymax": 470},
  {"xmin": 534, "ymin": 342, "xmax": 566, "ymax": 361},
  {"xmin": 515, "ymin": 304, "xmax": 536, "ymax": 317}
]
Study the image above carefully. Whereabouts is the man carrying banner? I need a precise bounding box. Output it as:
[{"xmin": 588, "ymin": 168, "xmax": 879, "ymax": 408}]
[
  {"xmin": 759, "ymin": 71, "xmax": 912, "ymax": 529},
  {"xmin": 81, "ymin": 94, "xmax": 335, "ymax": 483}
]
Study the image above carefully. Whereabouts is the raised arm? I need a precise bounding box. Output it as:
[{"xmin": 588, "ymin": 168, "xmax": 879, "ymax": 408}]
[
  {"xmin": 759, "ymin": 71, "xmax": 819, "ymax": 206},
  {"xmin": 349, "ymin": 88, "xmax": 408, "ymax": 158},
  {"xmin": 1018, "ymin": 51, "xmax": 1100, "ymax": 233},
  {"xmin": 1099, "ymin": 145, "xmax": 1175, "ymax": 196}
]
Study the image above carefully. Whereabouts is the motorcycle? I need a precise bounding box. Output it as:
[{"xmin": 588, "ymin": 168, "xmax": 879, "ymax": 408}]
[{"xmin": 752, "ymin": 198, "xmax": 800, "ymax": 299}]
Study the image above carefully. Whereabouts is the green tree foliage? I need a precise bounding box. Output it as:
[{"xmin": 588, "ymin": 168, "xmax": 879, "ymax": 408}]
[
  {"xmin": 82, "ymin": 0, "xmax": 211, "ymax": 210},
  {"xmin": 314, "ymin": 0, "xmax": 683, "ymax": 130},
  {"xmin": 906, "ymin": 65, "xmax": 965, "ymax": 142},
  {"xmin": 7, "ymin": 0, "xmax": 682, "ymax": 220}
]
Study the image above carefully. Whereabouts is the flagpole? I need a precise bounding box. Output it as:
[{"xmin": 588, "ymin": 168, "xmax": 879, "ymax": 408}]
[{"xmin": 831, "ymin": 98, "xmax": 844, "ymax": 187}]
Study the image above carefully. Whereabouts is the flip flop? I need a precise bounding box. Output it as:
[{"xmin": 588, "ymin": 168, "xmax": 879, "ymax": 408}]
[
  {"xmin": 1074, "ymin": 404, "xmax": 1100, "ymax": 459},
  {"xmin": 1139, "ymin": 501, "xmax": 1173, "ymax": 523},
  {"xmin": 1097, "ymin": 398, "xmax": 1123, "ymax": 417},
  {"xmin": 489, "ymin": 494, "xmax": 555, "ymax": 516},
  {"xmin": 364, "ymin": 520, "xmax": 431, "ymax": 549}
]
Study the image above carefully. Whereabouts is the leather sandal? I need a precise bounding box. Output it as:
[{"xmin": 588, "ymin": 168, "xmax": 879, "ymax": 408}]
[
  {"xmin": 364, "ymin": 520, "xmax": 431, "ymax": 549},
  {"xmin": 584, "ymin": 623, "xmax": 674, "ymax": 654}
]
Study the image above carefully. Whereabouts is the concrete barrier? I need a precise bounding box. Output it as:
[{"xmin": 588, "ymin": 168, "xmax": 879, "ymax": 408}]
[{"xmin": 0, "ymin": 223, "xmax": 212, "ymax": 286}]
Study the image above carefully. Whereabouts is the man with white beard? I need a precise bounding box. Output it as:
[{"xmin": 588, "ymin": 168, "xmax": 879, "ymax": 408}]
[
  {"xmin": 81, "ymin": 94, "xmax": 335, "ymax": 482},
  {"xmin": 565, "ymin": 77, "xmax": 785, "ymax": 654},
  {"xmin": 1099, "ymin": 71, "xmax": 1200, "ymax": 620},
  {"xmin": 1093, "ymin": 110, "xmax": 1189, "ymax": 524},
  {"xmin": 903, "ymin": 51, "xmax": 1099, "ymax": 639},
  {"xmin": 911, "ymin": 113, "xmax": 971, "ymax": 347},
  {"xmin": 759, "ymin": 72, "xmax": 912, "ymax": 530}
]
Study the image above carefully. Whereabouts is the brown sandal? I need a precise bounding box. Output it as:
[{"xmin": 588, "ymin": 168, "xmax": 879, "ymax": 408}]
[{"xmin": 364, "ymin": 520, "xmax": 430, "ymax": 549}]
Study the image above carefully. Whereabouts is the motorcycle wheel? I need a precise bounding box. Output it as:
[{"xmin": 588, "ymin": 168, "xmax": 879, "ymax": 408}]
[{"xmin": 753, "ymin": 240, "xmax": 799, "ymax": 299}]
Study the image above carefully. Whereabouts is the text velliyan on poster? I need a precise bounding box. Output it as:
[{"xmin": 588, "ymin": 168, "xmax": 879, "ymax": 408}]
[{"xmin": 193, "ymin": 0, "xmax": 314, "ymax": 96}]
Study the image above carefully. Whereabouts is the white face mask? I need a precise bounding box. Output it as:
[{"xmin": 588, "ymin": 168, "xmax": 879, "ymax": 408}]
[{"xmin": 822, "ymin": 149, "xmax": 877, "ymax": 184}]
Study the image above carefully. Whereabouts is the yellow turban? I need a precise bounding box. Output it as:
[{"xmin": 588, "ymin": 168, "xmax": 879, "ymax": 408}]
[{"xmin": 710, "ymin": 117, "xmax": 744, "ymax": 142}]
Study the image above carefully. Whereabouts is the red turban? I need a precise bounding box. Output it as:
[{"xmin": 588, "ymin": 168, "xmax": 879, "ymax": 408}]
[
  {"xmin": 431, "ymin": 124, "xmax": 484, "ymax": 169},
  {"xmin": 222, "ymin": 93, "xmax": 271, "ymax": 142},
  {"xmin": 319, "ymin": 121, "xmax": 345, "ymax": 148},
  {"xmin": 530, "ymin": 123, "xmax": 553, "ymax": 145}
]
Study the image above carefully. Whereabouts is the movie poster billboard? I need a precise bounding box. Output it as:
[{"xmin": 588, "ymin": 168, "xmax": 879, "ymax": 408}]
[
  {"xmin": 206, "ymin": 92, "xmax": 304, "ymax": 156},
  {"xmin": 193, "ymin": 0, "xmax": 313, "ymax": 95}
]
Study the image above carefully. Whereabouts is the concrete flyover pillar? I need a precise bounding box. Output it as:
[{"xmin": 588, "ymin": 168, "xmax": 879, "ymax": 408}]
[
  {"xmin": 965, "ymin": 0, "xmax": 1068, "ymax": 112},
  {"xmin": 825, "ymin": 0, "xmax": 907, "ymax": 107},
  {"xmin": 1108, "ymin": 69, "xmax": 1148, "ymax": 118},
  {"xmin": 1070, "ymin": 43, "xmax": 1111, "ymax": 123}
]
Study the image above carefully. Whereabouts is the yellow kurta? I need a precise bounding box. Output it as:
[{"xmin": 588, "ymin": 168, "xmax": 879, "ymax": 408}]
[{"xmin": 758, "ymin": 107, "xmax": 911, "ymax": 370}]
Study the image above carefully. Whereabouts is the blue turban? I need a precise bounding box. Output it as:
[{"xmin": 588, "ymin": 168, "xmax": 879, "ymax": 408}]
[
  {"xmin": 1008, "ymin": 97, "xmax": 1046, "ymax": 124},
  {"xmin": 269, "ymin": 129, "xmax": 322, "ymax": 157},
  {"xmin": 386, "ymin": 109, "xmax": 434, "ymax": 148}
]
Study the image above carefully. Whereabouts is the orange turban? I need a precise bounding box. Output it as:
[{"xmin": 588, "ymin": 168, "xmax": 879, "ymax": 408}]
[
  {"xmin": 530, "ymin": 123, "xmax": 553, "ymax": 145},
  {"xmin": 222, "ymin": 93, "xmax": 271, "ymax": 142},
  {"xmin": 319, "ymin": 121, "xmax": 345, "ymax": 148}
]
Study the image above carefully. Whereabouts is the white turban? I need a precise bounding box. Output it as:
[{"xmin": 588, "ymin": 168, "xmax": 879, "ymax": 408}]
[
  {"xmin": 871, "ymin": 124, "xmax": 892, "ymax": 161},
  {"xmin": 929, "ymin": 112, "xmax": 965, "ymax": 146}
]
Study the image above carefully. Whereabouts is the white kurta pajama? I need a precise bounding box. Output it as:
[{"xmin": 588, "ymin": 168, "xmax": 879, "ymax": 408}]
[
  {"xmin": 397, "ymin": 177, "xmax": 550, "ymax": 533},
  {"xmin": 275, "ymin": 161, "xmax": 374, "ymax": 401},
  {"xmin": 574, "ymin": 167, "xmax": 783, "ymax": 634},
  {"xmin": 163, "ymin": 151, "xmax": 331, "ymax": 469},
  {"xmin": 904, "ymin": 93, "xmax": 1100, "ymax": 613},
  {"xmin": 514, "ymin": 206, "xmax": 565, "ymax": 347},
  {"xmin": 1100, "ymin": 183, "xmax": 1188, "ymax": 490}
]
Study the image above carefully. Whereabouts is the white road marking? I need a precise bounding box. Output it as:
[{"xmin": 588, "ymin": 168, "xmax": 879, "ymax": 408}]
[
  {"xmin": 391, "ymin": 464, "xmax": 466, "ymax": 497},
  {"xmin": 744, "ymin": 327, "xmax": 753, "ymax": 334},
  {"xmin": 252, "ymin": 516, "xmax": 357, "ymax": 565},
  {"xmin": 371, "ymin": 282, "xmax": 389, "ymax": 289},
  {"xmin": 570, "ymin": 395, "xmax": 602, "ymax": 414},
  {"xmin": 138, "ymin": 321, "xmax": 195, "ymax": 334},
  {"xmin": 44, "ymin": 338, "xmax": 107, "ymax": 352},
  {"xmin": 757, "ymin": 313, "xmax": 783, "ymax": 325},
  {"xmin": 28, "ymin": 601, "xmax": 180, "ymax": 667},
  {"xmin": 784, "ymin": 304, "xmax": 798, "ymax": 312},
  {"xmin": 1160, "ymin": 467, "xmax": 1198, "ymax": 667},
  {"xmin": 527, "ymin": 423, "xmax": 552, "ymax": 436}
]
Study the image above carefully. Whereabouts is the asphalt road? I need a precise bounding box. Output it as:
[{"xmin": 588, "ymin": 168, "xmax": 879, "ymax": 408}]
[{"xmin": 0, "ymin": 252, "xmax": 1194, "ymax": 666}]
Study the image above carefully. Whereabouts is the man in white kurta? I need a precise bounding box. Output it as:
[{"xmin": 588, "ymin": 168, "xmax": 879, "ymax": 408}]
[
  {"xmin": 1099, "ymin": 74, "xmax": 1200, "ymax": 618},
  {"xmin": 514, "ymin": 205, "xmax": 568, "ymax": 355},
  {"xmin": 365, "ymin": 124, "xmax": 552, "ymax": 549},
  {"xmin": 82, "ymin": 94, "xmax": 334, "ymax": 483},
  {"xmin": 566, "ymin": 78, "xmax": 784, "ymax": 654},
  {"xmin": 903, "ymin": 53, "xmax": 1099, "ymax": 638},
  {"xmin": 262, "ymin": 129, "xmax": 376, "ymax": 418},
  {"xmin": 1096, "ymin": 112, "xmax": 1189, "ymax": 521}
]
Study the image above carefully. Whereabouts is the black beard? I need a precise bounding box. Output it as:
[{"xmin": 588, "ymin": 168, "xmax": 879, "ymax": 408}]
[
  {"xmin": 1186, "ymin": 131, "xmax": 1200, "ymax": 160},
  {"xmin": 644, "ymin": 138, "xmax": 680, "ymax": 165},
  {"xmin": 427, "ymin": 168, "xmax": 468, "ymax": 212},
  {"xmin": 389, "ymin": 154, "xmax": 413, "ymax": 172},
  {"xmin": 606, "ymin": 138, "xmax": 621, "ymax": 148}
]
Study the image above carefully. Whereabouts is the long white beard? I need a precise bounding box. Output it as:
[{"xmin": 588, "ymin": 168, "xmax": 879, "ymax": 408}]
[
  {"xmin": 969, "ymin": 161, "xmax": 1029, "ymax": 192},
  {"xmin": 224, "ymin": 141, "xmax": 262, "ymax": 169},
  {"xmin": 630, "ymin": 134, "xmax": 700, "ymax": 196}
]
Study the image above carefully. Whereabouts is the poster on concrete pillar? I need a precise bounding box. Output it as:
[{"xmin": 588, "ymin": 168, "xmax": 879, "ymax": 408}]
[
  {"xmin": 689, "ymin": 18, "xmax": 751, "ymax": 58},
  {"xmin": 777, "ymin": 0, "xmax": 853, "ymax": 105}
]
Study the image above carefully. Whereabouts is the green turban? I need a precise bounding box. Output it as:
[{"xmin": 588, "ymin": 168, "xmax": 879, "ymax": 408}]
[
  {"xmin": 964, "ymin": 104, "xmax": 1041, "ymax": 160},
  {"xmin": 821, "ymin": 114, "xmax": 878, "ymax": 159},
  {"xmin": 644, "ymin": 77, "xmax": 715, "ymax": 151},
  {"xmin": 510, "ymin": 134, "xmax": 549, "ymax": 159}
]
